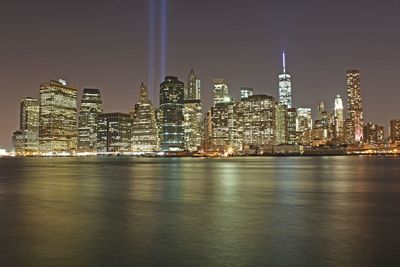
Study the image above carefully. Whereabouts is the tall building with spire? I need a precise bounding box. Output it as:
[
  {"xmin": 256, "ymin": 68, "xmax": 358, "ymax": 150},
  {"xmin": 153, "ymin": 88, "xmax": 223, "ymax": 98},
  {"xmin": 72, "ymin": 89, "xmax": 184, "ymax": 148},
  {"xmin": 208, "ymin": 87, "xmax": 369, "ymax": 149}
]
[
  {"xmin": 183, "ymin": 69, "xmax": 203, "ymax": 152},
  {"xmin": 78, "ymin": 88, "xmax": 103, "ymax": 152},
  {"xmin": 131, "ymin": 83, "xmax": 159, "ymax": 152},
  {"xmin": 346, "ymin": 70, "xmax": 363, "ymax": 143},
  {"xmin": 278, "ymin": 51, "xmax": 292, "ymax": 108},
  {"xmin": 334, "ymin": 94, "xmax": 344, "ymax": 141},
  {"xmin": 185, "ymin": 69, "xmax": 201, "ymax": 100}
]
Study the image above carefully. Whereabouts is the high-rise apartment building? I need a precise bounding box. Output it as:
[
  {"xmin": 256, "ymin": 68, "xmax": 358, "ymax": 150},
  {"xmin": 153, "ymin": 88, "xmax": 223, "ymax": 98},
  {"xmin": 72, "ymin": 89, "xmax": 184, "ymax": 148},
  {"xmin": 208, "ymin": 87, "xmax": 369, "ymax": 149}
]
[
  {"xmin": 131, "ymin": 83, "xmax": 159, "ymax": 152},
  {"xmin": 159, "ymin": 76, "xmax": 185, "ymax": 151},
  {"xmin": 39, "ymin": 79, "xmax": 78, "ymax": 153},
  {"xmin": 278, "ymin": 52, "xmax": 292, "ymax": 108},
  {"xmin": 347, "ymin": 70, "xmax": 363, "ymax": 143},
  {"xmin": 78, "ymin": 88, "xmax": 103, "ymax": 152},
  {"xmin": 19, "ymin": 97, "xmax": 39, "ymax": 154}
]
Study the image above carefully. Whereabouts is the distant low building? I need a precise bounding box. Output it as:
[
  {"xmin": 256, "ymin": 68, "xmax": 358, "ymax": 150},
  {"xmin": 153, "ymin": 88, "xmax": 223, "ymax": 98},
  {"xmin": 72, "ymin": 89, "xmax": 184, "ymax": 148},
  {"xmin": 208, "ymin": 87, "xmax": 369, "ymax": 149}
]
[
  {"xmin": 390, "ymin": 119, "xmax": 400, "ymax": 144},
  {"xmin": 12, "ymin": 130, "xmax": 24, "ymax": 155},
  {"xmin": 363, "ymin": 123, "xmax": 384, "ymax": 145}
]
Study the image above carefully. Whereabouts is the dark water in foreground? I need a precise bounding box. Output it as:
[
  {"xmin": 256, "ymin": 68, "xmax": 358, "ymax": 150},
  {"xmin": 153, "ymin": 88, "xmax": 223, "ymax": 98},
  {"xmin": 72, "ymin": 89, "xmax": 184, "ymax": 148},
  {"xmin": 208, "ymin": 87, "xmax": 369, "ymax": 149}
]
[{"xmin": 0, "ymin": 156, "xmax": 400, "ymax": 266}]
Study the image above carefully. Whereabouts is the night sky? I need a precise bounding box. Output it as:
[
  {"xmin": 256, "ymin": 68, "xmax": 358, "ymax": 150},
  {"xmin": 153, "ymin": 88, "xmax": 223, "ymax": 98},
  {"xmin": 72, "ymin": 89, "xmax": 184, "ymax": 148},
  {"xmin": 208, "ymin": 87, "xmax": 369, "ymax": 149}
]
[{"xmin": 1, "ymin": 0, "xmax": 399, "ymax": 148}]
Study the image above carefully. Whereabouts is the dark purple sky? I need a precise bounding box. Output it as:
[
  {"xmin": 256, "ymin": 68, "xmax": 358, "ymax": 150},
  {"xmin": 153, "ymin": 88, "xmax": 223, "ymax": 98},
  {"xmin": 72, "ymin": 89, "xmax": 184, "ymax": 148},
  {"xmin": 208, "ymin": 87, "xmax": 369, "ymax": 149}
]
[{"xmin": 1, "ymin": 0, "xmax": 399, "ymax": 148}]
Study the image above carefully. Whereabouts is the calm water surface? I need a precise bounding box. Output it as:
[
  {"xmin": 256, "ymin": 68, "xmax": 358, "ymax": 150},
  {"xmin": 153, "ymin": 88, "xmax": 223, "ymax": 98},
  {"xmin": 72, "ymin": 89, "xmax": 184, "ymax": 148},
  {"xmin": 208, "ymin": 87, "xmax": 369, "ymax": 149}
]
[{"xmin": 0, "ymin": 156, "xmax": 400, "ymax": 266}]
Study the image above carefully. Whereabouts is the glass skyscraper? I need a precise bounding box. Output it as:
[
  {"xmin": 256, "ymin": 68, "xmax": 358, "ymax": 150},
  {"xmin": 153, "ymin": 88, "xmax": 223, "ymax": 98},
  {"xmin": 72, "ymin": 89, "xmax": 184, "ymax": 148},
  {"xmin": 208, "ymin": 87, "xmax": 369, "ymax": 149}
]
[
  {"xmin": 278, "ymin": 52, "xmax": 292, "ymax": 108},
  {"xmin": 159, "ymin": 76, "xmax": 185, "ymax": 152},
  {"xmin": 97, "ymin": 113, "xmax": 132, "ymax": 152},
  {"xmin": 183, "ymin": 69, "xmax": 203, "ymax": 152},
  {"xmin": 78, "ymin": 88, "xmax": 103, "ymax": 152},
  {"xmin": 19, "ymin": 97, "xmax": 39, "ymax": 154}
]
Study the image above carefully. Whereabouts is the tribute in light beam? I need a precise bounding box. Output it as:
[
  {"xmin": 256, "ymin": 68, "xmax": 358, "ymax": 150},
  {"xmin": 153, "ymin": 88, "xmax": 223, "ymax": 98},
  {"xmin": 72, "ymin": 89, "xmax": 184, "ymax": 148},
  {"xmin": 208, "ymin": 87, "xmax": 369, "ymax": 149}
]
[
  {"xmin": 160, "ymin": 0, "xmax": 168, "ymax": 82},
  {"xmin": 148, "ymin": 0, "xmax": 156, "ymax": 104}
]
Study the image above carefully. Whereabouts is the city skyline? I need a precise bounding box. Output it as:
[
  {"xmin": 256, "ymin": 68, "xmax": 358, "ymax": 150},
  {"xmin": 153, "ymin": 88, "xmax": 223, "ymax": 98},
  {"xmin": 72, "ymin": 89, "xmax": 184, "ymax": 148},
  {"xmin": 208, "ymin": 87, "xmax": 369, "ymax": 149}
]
[{"xmin": 1, "ymin": 0, "xmax": 400, "ymax": 148}]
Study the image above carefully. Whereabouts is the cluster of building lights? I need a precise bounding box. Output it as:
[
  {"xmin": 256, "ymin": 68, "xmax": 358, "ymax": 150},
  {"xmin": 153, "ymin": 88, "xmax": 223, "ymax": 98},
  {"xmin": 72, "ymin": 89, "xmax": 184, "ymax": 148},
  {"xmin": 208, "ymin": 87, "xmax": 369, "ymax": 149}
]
[{"xmin": 9, "ymin": 53, "xmax": 400, "ymax": 157}]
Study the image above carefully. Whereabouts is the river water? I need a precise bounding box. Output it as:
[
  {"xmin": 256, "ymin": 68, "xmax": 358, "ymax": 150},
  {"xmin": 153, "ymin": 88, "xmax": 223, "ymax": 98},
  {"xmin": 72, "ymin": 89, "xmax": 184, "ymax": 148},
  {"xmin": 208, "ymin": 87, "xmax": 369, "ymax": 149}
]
[{"xmin": 0, "ymin": 156, "xmax": 399, "ymax": 266}]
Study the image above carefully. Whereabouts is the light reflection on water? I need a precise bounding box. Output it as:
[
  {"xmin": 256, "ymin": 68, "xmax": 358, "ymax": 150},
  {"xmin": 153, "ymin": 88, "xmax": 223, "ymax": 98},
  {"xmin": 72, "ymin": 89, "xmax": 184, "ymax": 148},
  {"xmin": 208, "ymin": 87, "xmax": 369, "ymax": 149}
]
[{"xmin": 1, "ymin": 156, "xmax": 400, "ymax": 266}]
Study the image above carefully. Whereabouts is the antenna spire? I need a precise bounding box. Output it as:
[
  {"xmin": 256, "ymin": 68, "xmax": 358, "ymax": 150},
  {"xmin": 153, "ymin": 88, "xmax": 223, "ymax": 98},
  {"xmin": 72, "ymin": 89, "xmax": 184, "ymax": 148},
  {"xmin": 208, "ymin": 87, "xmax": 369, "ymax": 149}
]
[{"xmin": 282, "ymin": 51, "xmax": 286, "ymax": 73}]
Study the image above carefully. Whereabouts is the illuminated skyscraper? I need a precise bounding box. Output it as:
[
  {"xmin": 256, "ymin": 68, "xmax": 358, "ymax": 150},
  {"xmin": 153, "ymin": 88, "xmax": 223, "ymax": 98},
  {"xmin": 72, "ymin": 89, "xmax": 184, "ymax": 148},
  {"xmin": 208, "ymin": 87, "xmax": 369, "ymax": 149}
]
[
  {"xmin": 203, "ymin": 110, "xmax": 213, "ymax": 151},
  {"xmin": 97, "ymin": 113, "xmax": 132, "ymax": 152},
  {"xmin": 347, "ymin": 70, "xmax": 363, "ymax": 143},
  {"xmin": 296, "ymin": 107, "xmax": 312, "ymax": 145},
  {"xmin": 315, "ymin": 101, "xmax": 328, "ymax": 142},
  {"xmin": 213, "ymin": 79, "xmax": 231, "ymax": 105},
  {"xmin": 19, "ymin": 97, "xmax": 39, "ymax": 154},
  {"xmin": 159, "ymin": 76, "xmax": 185, "ymax": 151},
  {"xmin": 210, "ymin": 77, "xmax": 239, "ymax": 152},
  {"xmin": 363, "ymin": 123, "xmax": 384, "ymax": 145},
  {"xmin": 275, "ymin": 103, "xmax": 288, "ymax": 145},
  {"xmin": 278, "ymin": 52, "xmax": 292, "ymax": 108},
  {"xmin": 240, "ymin": 87, "xmax": 253, "ymax": 100},
  {"xmin": 287, "ymin": 108, "xmax": 297, "ymax": 144},
  {"xmin": 185, "ymin": 68, "xmax": 201, "ymax": 100},
  {"xmin": 211, "ymin": 102, "xmax": 237, "ymax": 152},
  {"xmin": 317, "ymin": 102, "xmax": 326, "ymax": 121},
  {"xmin": 344, "ymin": 119, "xmax": 355, "ymax": 144},
  {"xmin": 78, "ymin": 88, "xmax": 103, "ymax": 152},
  {"xmin": 39, "ymin": 79, "xmax": 78, "ymax": 153},
  {"xmin": 389, "ymin": 119, "xmax": 400, "ymax": 144},
  {"xmin": 131, "ymin": 83, "xmax": 159, "ymax": 152},
  {"xmin": 12, "ymin": 130, "xmax": 24, "ymax": 155},
  {"xmin": 183, "ymin": 69, "xmax": 203, "ymax": 152},
  {"xmin": 334, "ymin": 94, "xmax": 344, "ymax": 141},
  {"xmin": 242, "ymin": 95, "xmax": 276, "ymax": 153},
  {"xmin": 183, "ymin": 100, "xmax": 203, "ymax": 151}
]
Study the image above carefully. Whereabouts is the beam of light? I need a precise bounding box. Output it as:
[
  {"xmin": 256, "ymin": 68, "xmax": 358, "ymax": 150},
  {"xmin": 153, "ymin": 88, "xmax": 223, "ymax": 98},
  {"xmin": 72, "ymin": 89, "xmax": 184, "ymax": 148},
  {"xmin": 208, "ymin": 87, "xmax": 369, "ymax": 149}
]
[
  {"xmin": 160, "ymin": 0, "xmax": 168, "ymax": 82},
  {"xmin": 282, "ymin": 50, "xmax": 286, "ymax": 73},
  {"xmin": 148, "ymin": 0, "xmax": 156, "ymax": 104}
]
